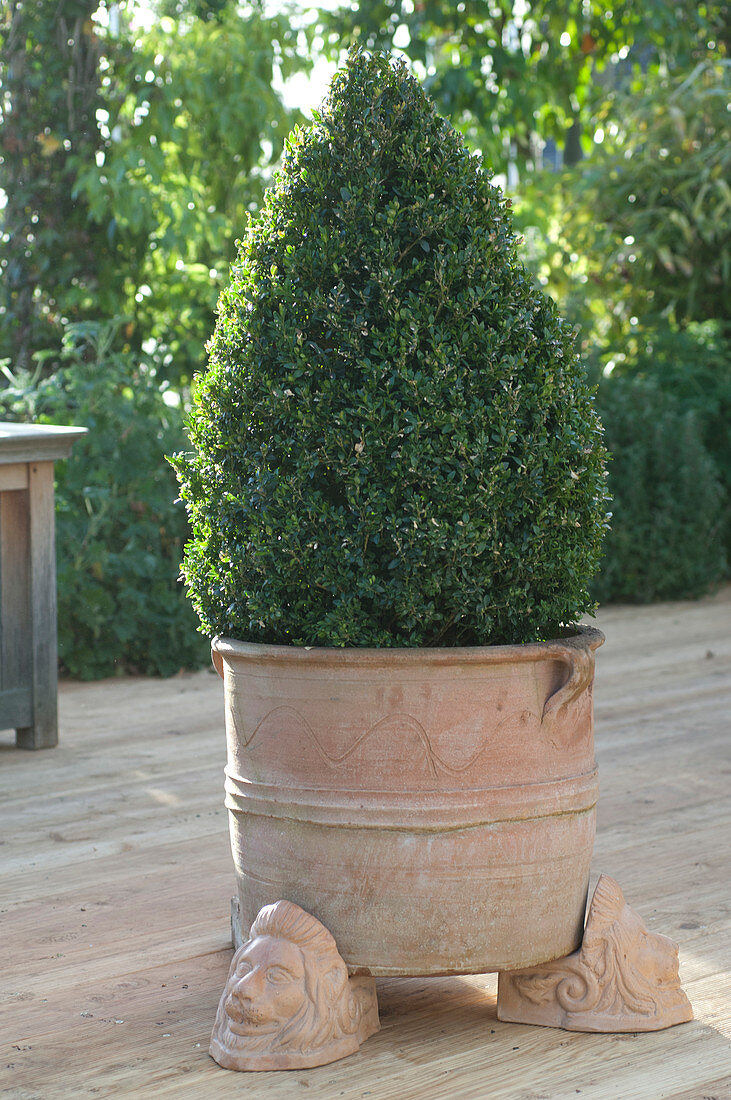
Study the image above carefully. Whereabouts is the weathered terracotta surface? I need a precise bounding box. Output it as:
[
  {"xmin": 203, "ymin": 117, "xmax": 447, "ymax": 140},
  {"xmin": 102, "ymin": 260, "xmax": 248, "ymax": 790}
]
[
  {"xmin": 497, "ymin": 874, "xmax": 693, "ymax": 1032},
  {"xmin": 213, "ymin": 627, "xmax": 604, "ymax": 976},
  {"xmin": 210, "ymin": 900, "xmax": 379, "ymax": 1071}
]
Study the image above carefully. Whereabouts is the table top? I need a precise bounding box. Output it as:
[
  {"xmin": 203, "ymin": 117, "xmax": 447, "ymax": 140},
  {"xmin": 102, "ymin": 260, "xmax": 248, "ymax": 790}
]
[{"xmin": 0, "ymin": 422, "xmax": 88, "ymax": 464}]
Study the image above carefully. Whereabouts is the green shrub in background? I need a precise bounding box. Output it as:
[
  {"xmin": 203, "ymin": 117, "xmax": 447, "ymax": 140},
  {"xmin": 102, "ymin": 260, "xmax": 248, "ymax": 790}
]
[
  {"xmin": 604, "ymin": 322, "xmax": 731, "ymax": 561},
  {"xmin": 592, "ymin": 377, "xmax": 727, "ymax": 605},
  {"xmin": 0, "ymin": 322, "xmax": 209, "ymax": 678},
  {"xmin": 174, "ymin": 51, "xmax": 609, "ymax": 648}
]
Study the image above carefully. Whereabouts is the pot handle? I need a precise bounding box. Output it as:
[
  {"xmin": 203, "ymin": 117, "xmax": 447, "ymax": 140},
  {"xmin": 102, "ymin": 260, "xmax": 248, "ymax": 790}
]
[{"xmin": 542, "ymin": 644, "xmax": 594, "ymax": 722}]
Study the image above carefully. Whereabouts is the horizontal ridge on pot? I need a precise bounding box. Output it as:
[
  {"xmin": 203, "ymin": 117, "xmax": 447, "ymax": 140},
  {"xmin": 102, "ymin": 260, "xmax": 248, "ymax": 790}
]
[{"xmin": 223, "ymin": 770, "xmax": 599, "ymax": 831}]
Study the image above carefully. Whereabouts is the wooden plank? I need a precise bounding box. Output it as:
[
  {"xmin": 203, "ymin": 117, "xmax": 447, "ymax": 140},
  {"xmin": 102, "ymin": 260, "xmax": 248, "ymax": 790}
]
[
  {"xmin": 0, "ymin": 487, "xmax": 30, "ymax": 698},
  {"xmin": 16, "ymin": 461, "xmax": 58, "ymax": 749},
  {"xmin": 669, "ymin": 1076, "xmax": 731, "ymax": 1100},
  {"xmin": 0, "ymin": 463, "xmax": 28, "ymax": 491},
  {"xmin": 0, "ymin": 588, "xmax": 729, "ymax": 1099},
  {"xmin": 0, "ymin": 686, "xmax": 33, "ymax": 729},
  {"xmin": 3, "ymin": 971, "xmax": 730, "ymax": 1099},
  {"xmin": 0, "ymin": 422, "xmax": 87, "ymax": 464}
]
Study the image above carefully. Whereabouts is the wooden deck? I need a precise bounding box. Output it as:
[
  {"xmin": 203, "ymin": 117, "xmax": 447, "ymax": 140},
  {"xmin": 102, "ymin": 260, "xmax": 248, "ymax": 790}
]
[{"xmin": 2, "ymin": 589, "xmax": 730, "ymax": 1099}]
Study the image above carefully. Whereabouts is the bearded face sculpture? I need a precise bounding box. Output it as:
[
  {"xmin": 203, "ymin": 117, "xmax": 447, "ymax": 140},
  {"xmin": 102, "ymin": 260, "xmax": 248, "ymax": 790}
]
[
  {"xmin": 210, "ymin": 900, "xmax": 380, "ymax": 1070},
  {"xmin": 497, "ymin": 874, "xmax": 693, "ymax": 1032}
]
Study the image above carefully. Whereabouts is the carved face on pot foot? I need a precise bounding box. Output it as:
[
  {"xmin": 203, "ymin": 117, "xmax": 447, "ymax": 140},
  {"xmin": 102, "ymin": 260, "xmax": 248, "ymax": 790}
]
[
  {"xmin": 497, "ymin": 874, "xmax": 693, "ymax": 1032},
  {"xmin": 210, "ymin": 900, "xmax": 380, "ymax": 1070}
]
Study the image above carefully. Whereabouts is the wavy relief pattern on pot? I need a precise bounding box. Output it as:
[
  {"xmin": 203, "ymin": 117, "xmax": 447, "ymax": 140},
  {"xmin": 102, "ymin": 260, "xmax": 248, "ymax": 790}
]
[{"xmin": 237, "ymin": 705, "xmax": 541, "ymax": 779}]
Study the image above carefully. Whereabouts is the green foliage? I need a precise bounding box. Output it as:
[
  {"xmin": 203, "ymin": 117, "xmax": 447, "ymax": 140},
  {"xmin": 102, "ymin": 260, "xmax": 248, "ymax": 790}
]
[
  {"xmin": 71, "ymin": 2, "xmax": 306, "ymax": 384},
  {"xmin": 1, "ymin": 0, "xmax": 307, "ymax": 386},
  {"xmin": 316, "ymin": 1, "xmax": 726, "ymax": 176},
  {"xmin": 0, "ymin": 0, "xmax": 106, "ymax": 372},
  {"xmin": 601, "ymin": 321, "xmax": 731, "ymax": 559},
  {"xmin": 513, "ymin": 172, "xmax": 605, "ymax": 370},
  {"xmin": 0, "ymin": 322, "xmax": 209, "ymax": 679},
  {"xmin": 174, "ymin": 51, "xmax": 609, "ymax": 648},
  {"xmin": 593, "ymin": 377, "xmax": 726, "ymax": 604},
  {"xmin": 515, "ymin": 61, "xmax": 730, "ymax": 343},
  {"xmin": 154, "ymin": 0, "xmax": 230, "ymax": 20},
  {"xmin": 570, "ymin": 60, "xmax": 731, "ymax": 332},
  {"xmin": 514, "ymin": 77, "xmax": 731, "ymax": 601}
]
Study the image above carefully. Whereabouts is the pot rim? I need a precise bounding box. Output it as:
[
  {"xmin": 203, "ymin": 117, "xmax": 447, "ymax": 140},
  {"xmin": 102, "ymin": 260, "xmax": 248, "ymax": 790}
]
[{"xmin": 211, "ymin": 623, "xmax": 604, "ymax": 668}]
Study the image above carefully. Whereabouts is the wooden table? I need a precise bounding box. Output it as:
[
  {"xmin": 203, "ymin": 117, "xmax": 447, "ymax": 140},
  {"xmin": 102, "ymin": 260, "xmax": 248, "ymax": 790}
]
[{"xmin": 0, "ymin": 422, "xmax": 87, "ymax": 749}]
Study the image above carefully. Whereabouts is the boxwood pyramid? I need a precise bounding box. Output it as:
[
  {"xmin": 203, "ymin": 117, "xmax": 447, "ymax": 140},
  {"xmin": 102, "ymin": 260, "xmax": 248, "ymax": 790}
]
[{"xmin": 173, "ymin": 50, "xmax": 609, "ymax": 647}]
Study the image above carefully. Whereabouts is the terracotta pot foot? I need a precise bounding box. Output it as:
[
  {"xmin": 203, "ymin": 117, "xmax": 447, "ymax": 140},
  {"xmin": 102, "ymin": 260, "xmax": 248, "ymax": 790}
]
[
  {"xmin": 497, "ymin": 874, "xmax": 693, "ymax": 1032},
  {"xmin": 211, "ymin": 899, "xmax": 380, "ymax": 1070}
]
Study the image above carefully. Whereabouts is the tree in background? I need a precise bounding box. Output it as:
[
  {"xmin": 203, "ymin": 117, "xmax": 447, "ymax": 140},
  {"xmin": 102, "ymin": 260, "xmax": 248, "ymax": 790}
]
[
  {"xmin": 0, "ymin": 0, "xmax": 107, "ymax": 373},
  {"xmin": 0, "ymin": 0, "xmax": 307, "ymax": 383},
  {"xmin": 517, "ymin": 60, "xmax": 729, "ymax": 343},
  {"xmin": 581, "ymin": 59, "xmax": 729, "ymax": 335},
  {"xmin": 316, "ymin": 0, "xmax": 727, "ymax": 178},
  {"xmin": 73, "ymin": 0, "xmax": 306, "ymax": 383}
]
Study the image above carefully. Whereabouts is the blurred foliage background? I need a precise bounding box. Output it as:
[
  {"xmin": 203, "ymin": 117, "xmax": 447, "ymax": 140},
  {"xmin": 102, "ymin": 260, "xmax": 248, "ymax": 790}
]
[{"xmin": 0, "ymin": 0, "xmax": 728, "ymax": 677}]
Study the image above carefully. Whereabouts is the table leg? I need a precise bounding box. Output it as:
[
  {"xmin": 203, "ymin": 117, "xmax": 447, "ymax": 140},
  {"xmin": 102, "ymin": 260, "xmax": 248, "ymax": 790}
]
[{"xmin": 16, "ymin": 461, "xmax": 58, "ymax": 749}]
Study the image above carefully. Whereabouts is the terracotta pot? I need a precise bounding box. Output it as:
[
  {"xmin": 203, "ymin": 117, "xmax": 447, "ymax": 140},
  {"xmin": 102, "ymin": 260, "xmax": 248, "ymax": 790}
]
[{"xmin": 212, "ymin": 626, "xmax": 604, "ymax": 977}]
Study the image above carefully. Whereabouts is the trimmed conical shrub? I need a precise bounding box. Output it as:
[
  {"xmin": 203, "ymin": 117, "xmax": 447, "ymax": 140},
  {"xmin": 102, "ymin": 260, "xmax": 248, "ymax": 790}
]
[{"xmin": 173, "ymin": 51, "xmax": 609, "ymax": 647}]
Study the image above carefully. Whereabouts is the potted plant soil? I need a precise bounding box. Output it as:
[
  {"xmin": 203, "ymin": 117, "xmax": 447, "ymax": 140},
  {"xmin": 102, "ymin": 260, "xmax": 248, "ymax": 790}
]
[{"xmin": 173, "ymin": 50, "xmax": 609, "ymax": 979}]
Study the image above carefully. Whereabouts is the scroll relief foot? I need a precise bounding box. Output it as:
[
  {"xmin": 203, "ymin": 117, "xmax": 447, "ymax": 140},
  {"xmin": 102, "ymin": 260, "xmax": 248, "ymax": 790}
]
[
  {"xmin": 497, "ymin": 874, "xmax": 693, "ymax": 1033},
  {"xmin": 211, "ymin": 899, "xmax": 380, "ymax": 1071}
]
